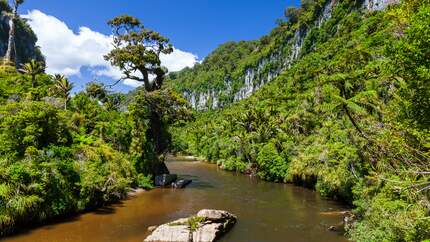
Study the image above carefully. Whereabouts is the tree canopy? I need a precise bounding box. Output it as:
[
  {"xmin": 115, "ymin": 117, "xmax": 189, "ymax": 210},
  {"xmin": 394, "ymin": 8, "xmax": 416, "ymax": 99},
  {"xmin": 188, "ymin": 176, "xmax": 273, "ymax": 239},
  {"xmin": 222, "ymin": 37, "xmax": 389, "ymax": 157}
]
[{"xmin": 104, "ymin": 15, "xmax": 173, "ymax": 92}]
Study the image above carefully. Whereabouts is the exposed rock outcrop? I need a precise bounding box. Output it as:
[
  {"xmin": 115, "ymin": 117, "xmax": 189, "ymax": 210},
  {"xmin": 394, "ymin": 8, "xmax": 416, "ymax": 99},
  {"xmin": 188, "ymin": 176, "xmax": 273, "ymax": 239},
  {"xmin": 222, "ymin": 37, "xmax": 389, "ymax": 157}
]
[
  {"xmin": 144, "ymin": 209, "xmax": 237, "ymax": 242},
  {"xmin": 0, "ymin": 2, "xmax": 44, "ymax": 65},
  {"xmin": 362, "ymin": 0, "xmax": 400, "ymax": 11}
]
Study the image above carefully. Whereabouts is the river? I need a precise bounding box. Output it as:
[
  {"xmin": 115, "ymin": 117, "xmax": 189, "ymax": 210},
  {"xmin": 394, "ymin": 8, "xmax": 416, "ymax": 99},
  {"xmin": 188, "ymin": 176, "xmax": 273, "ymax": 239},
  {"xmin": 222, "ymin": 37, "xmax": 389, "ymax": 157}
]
[{"xmin": 3, "ymin": 157, "xmax": 348, "ymax": 242}]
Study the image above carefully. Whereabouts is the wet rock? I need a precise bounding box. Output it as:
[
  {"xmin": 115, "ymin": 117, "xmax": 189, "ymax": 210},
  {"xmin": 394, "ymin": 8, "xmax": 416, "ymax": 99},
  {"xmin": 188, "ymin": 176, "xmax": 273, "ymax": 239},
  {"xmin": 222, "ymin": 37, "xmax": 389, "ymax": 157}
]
[
  {"xmin": 145, "ymin": 218, "xmax": 191, "ymax": 242},
  {"xmin": 343, "ymin": 212, "xmax": 356, "ymax": 228},
  {"xmin": 147, "ymin": 225, "xmax": 158, "ymax": 232},
  {"xmin": 328, "ymin": 225, "xmax": 337, "ymax": 231},
  {"xmin": 324, "ymin": 211, "xmax": 355, "ymax": 233},
  {"xmin": 172, "ymin": 179, "xmax": 192, "ymax": 189},
  {"xmin": 192, "ymin": 223, "xmax": 223, "ymax": 242},
  {"xmin": 196, "ymin": 209, "xmax": 234, "ymax": 222},
  {"xmin": 127, "ymin": 188, "xmax": 146, "ymax": 197},
  {"xmin": 144, "ymin": 209, "xmax": 237, "ymax": 242},
  {"xmin": 155, "ymin": 174, "xmax": 178, "ymax": 187}
]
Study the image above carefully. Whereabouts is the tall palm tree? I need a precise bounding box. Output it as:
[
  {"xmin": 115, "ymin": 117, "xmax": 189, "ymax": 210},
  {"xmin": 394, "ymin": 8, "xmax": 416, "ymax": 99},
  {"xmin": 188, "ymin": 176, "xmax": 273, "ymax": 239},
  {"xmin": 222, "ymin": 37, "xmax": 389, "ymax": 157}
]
[
  {"xmin": 19, "ymin": 59, "xmax": 45, "ymax": 88},
  {"xmin": 52, "ymin": 74, "xmax": 74, "ymax": 110},
  {"xmin": 4, "ymin": 0, "xmax": 25, "ymax": 65}
]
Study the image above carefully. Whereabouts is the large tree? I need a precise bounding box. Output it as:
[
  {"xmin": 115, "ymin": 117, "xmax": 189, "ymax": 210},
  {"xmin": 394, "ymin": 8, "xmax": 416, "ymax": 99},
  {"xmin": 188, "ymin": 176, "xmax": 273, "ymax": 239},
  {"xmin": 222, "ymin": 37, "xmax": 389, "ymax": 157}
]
[
  {"xmin": 4, "ymin": 0, "xmax": 24, "ymax": 65},
  {"xmin": 104, "ymin": 15, "xmax": 173, "ymax": 92},
  {"xmin": 105, "ymin": 15, "xmax": 183, "ymax": 175}
]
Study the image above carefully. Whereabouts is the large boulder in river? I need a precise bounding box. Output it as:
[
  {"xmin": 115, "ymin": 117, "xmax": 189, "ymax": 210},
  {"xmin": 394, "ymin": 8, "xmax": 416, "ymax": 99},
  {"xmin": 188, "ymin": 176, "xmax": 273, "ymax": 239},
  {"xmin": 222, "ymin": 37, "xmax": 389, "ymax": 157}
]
[
  {"xmin": 155, "ymin": 174, "xmax": 178, "ymax": 186},
  {"xmin": 144, "ymin": 209, "xmax": 237, "ymax": 242}
]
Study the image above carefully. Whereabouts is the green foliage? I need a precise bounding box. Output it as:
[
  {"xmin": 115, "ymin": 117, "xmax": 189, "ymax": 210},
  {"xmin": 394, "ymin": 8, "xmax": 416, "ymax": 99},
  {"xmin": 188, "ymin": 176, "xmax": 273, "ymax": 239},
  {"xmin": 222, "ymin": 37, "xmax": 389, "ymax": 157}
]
[
  {"xmin": 389, "ymin": 3, "xmax": 430, "ymax": 128},
  {"xmin": 256, "ymin": 141, "xmax": 288, "ymax": 182},
  {"xmin": 105, "ymin": 15, "xmax": 173, "ymax": 91},
  {"xmin": 129, "ymin": 88, "xmax": 192, "ymax": 173},
  {"xmin": 136, "ymin": 174, "xmax": 154, "ymax": 190},
  {"xmin": 187, "ymin": 216, "xmax": 205, "ymax": 232},
  {"xmin": 0, "ymin": 101, "xmax": 71, "ymax": 157},
  {"xmin": 51, "ymin": 74, "xmax": 73, "ymax": 110},
  {"xmin": 18, "ymin": 59, "xmax": 45, "ymax": 88},
  {"xmin": 0, "ymin": 52, "xmax": 187, "ymax": 235},
  {"xmin": 172, "ymin": 1, "xmax": 430, "ymax": 241}
]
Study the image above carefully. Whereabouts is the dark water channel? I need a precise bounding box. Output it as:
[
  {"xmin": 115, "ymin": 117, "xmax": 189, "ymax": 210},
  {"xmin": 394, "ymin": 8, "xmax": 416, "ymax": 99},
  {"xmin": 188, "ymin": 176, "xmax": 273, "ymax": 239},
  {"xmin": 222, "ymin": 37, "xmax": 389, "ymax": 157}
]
[{"xmin": 3, "ymin": 158, "xmax": 348, "ymax": 242}]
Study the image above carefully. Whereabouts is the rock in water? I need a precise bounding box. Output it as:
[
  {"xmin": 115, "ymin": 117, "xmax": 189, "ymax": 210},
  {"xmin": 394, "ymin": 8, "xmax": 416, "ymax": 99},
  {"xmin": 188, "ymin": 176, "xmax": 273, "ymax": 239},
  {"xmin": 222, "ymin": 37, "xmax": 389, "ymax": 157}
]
[
  {"xmin": 154, "ymin": 174, "xmax": 178, "ymax": 186},
  {"xmin": 172, "ymin": 179, "xmax": 192, "ymax": 189},
  {"xmin": 144, "ymin": 209, "xmax": 237, "ymax": 242},
  {"xmin": 145, "ymin": 218, "xmax": 191, "ymax": 242}
]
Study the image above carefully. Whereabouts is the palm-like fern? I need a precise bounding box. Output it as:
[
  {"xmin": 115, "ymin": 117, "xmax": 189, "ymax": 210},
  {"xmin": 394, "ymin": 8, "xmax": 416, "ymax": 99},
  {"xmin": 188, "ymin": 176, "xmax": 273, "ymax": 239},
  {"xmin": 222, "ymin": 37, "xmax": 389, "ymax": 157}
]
[
  {"xmin": 52, "ymin": 74, "xmax": 74, "ymax": 110},
  {"xmin": 19, "ymin": 59, "xmax": 45, "ymax": 88}
]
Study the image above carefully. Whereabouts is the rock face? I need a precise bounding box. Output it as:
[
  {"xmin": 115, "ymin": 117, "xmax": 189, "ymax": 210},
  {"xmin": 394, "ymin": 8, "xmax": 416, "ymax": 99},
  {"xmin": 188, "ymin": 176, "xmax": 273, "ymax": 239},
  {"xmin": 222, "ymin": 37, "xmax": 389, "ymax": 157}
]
[
  {"xmin": 363, "ymin": 0, "xmax": 400, "ymax": 11},
  {"xmin": 144, "ymin": 209, "xmax": 237, "ymax": 242},
  {"xmin": 0, "ymin": 3, "xmax": 44, "ymax": 65},
  {"xmin": 154, "ymin": 174, "xmax": 178, "ymax": 187}
]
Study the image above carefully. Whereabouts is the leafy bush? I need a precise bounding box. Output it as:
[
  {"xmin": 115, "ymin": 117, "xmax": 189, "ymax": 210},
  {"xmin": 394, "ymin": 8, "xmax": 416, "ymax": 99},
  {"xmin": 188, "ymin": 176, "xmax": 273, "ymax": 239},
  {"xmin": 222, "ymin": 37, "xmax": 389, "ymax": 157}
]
[
  {"xmin": 137, "ymin": 174, "xmax": 154, "ymax": 190},
  {"xmin": 256, "ymin": 142, "xmax": 288, "ymax": 182}
]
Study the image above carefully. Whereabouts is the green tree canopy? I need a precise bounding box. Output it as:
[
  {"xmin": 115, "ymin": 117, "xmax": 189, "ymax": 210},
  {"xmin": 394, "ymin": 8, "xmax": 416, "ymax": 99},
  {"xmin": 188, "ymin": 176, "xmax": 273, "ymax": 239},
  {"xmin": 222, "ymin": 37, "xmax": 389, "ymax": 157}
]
[{"xmin": 104, "ymin": 15, "xmax": 173, "ymax": 91}]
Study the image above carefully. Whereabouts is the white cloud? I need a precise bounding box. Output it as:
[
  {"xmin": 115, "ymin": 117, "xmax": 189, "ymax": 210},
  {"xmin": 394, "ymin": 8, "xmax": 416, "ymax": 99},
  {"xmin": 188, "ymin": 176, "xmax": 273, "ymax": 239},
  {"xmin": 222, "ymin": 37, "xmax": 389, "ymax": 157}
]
[{"xmin": 23, "ymin": 10, "xmax": 198, "ymax": 87}]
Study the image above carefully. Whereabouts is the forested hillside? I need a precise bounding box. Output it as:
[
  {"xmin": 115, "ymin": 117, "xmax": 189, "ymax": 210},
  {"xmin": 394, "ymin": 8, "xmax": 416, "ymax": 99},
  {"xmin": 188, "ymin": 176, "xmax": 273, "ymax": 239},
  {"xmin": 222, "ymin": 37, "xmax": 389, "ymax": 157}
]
[{"xmin": 171, "ymin": 0, "xmax": 430, "ymax": 241}]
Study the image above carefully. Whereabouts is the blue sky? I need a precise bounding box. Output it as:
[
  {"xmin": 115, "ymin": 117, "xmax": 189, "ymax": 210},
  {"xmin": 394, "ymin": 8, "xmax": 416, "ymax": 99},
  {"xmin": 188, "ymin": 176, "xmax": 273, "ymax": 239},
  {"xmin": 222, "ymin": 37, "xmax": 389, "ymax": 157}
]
[{"xmin": 19, "ymin": 0, "xmax": 300, "ymax": 92}]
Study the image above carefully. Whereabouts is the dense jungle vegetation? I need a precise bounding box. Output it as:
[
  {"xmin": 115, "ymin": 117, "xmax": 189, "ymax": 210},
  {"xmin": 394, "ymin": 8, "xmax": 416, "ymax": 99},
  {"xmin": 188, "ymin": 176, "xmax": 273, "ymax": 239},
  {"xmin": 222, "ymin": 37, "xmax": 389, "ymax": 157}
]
[
  {"xmin": 171, "ymin": 0, "xmax": 430, "ymax": 241},
  {"xmin": 0, "ymin": 69, "xmax": 192, "ymax": 235},
  {"xmin": 0, "ymin": 2, "xmax": 190, "ymax": 235}
]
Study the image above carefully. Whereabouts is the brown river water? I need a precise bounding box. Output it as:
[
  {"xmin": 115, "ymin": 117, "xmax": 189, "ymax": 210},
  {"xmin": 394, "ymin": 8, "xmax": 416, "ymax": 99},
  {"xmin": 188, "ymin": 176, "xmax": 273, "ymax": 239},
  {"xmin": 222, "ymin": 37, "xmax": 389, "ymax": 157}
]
[{"xmin": 3, "ymin": 157, "xmax": 348, "ymax": 242}]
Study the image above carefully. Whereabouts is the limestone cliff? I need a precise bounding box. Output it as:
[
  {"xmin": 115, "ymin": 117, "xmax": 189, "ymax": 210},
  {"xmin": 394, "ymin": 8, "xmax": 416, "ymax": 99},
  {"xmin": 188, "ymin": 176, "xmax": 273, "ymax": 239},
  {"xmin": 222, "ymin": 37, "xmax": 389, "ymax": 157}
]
[
  {"xmin": 167, "ymin": 0, "xmax": 400, "ymax": 111},
  {"xmin": 0, "ymin": 1, "xmax": 44, "ymax": 65}
]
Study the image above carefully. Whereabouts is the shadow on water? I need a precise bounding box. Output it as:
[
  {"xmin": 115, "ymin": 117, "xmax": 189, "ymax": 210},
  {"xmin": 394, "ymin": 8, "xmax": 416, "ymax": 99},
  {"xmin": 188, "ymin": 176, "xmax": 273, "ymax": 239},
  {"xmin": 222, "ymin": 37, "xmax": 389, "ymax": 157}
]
[
  {"xmin": 5, "ymin": 201, "xmax": 126, "ymax": 238},
  {"xmin": 93, "ymin": 206, "xmax": 117, "ymax": 215}
]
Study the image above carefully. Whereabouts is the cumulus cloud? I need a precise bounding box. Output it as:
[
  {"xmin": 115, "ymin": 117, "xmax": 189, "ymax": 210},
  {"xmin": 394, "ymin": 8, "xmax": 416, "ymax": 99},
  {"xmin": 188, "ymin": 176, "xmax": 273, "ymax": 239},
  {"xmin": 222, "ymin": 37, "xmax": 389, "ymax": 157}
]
[{"xmin": 23, "ymin": 10, "xmax": 198, "ymax": 87}]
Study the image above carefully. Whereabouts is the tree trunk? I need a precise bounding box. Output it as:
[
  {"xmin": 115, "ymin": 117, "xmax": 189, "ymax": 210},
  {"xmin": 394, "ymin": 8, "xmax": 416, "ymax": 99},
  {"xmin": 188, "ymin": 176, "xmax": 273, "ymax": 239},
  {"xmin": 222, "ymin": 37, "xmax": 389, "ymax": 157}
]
[
  {"xmin": 149, "ymin": 110, "xmax": 164, "ymax": 154},
  {"xmin": 343, "ymin": 104, "xmax": 369, "ymax": 140},
  {"xmin": 4, "ymin": 3, "xmax": 18, "ymax": 65},
  {"xmin": 147, "ymin": 110, "xmax": 171, "ymax": 176},
  {"xmin": 31, "ymin": 75, "xmax": 35, "ymax": 88},
  {"xmin": 142, "ymin": 70, "xmax": 152, "ymax": 92},
  {"xmin": 339, "ymin": 80, "xmax": 369, "ymax": 140}
]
